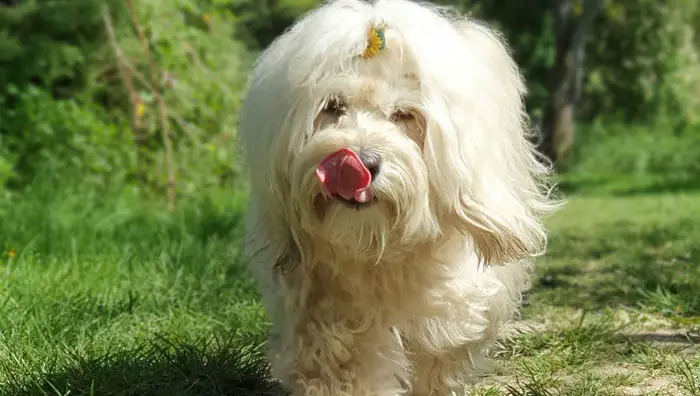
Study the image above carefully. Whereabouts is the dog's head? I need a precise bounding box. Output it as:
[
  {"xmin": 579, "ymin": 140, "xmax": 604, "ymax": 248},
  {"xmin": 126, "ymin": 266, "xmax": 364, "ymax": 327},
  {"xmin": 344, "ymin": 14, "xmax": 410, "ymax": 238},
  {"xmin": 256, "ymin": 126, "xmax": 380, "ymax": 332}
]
[{"xmin": 240, "ymin": 0, "xmax": 558, "ymax": 268}]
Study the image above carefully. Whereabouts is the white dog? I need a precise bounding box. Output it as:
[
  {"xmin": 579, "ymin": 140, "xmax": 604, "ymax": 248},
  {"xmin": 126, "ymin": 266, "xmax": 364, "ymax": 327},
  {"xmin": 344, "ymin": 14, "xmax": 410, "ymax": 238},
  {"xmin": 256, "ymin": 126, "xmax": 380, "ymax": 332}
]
[{"xmin": 238, "ymin": 0, "xmax": 558, "ymax": 395}]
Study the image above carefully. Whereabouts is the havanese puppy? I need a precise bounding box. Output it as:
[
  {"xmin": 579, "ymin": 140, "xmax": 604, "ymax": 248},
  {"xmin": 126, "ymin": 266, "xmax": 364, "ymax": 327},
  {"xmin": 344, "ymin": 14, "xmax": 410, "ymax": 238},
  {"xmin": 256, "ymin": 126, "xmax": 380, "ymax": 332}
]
[{"xmin": 238, "ymin": 0, "xmax": 558, "ymax": 395}]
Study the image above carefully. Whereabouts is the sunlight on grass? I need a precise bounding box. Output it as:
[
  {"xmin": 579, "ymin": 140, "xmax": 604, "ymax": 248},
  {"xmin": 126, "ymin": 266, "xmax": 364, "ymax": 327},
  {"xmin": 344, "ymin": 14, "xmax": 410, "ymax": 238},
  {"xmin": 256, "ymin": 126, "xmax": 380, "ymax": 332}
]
[
  {"xmin": 0, "ymin": 178, "xmax": 275, "ymax": 394},
  {"xmin": 1, "ymin": 178, "xmax": 699, "ymax": 395},
  {"xmin": 473, "ymin": 192, "xmax": 700, "ymax": 395}
]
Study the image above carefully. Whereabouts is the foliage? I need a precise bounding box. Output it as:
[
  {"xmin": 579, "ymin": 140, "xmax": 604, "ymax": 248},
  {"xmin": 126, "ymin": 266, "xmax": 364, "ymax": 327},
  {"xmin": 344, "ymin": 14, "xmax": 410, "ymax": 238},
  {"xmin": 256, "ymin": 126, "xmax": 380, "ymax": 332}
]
[
  {"xmin": 0, "ymin": 0, "xmax": 124, "ymax": 96},
  {"xmin": 445, "ymin": 0, "xmax": 700, "ymax": 125},
  {"xmin": 567, "ymin": 121, "xmax": 700, "ymax": 178},
  {"xmin": 554, "ymin": 121, "xmax": 700, "ymax": 196},
  {"xmin": 105, "ymin": 0, "xmax": 252, "ymax": 193},
  {"xmin": 0, "ymin": 86, "xmax": 134, "ymax": 188},
  {"xmin": 1, "ymin": 0, "xmax": 700, "ymax": 193},
  {"xmin": 0, "ymin": 0, "xmax": 250, "ymax": 195},
  {"xmin": 222, "ymin": 0, "xmax": 318, "ymax": 50},
  {"xmin": 582, "ymin": 0, "xmax": 700, "ymax": 124},
  {"xmin": 436, "ymin": 0, "xmax": 556, "ymax": 120},
  {"xmin": 0, "ymin": 0, "xmax": 125, "ymax": 185}
]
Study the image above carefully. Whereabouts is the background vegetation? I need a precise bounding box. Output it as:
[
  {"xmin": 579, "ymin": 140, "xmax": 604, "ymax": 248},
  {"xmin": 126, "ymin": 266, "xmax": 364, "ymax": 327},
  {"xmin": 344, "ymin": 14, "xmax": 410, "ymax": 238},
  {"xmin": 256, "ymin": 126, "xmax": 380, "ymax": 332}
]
[{"xmin": 1, "ymin": 0, "xmax": 699, "ymax": 395}]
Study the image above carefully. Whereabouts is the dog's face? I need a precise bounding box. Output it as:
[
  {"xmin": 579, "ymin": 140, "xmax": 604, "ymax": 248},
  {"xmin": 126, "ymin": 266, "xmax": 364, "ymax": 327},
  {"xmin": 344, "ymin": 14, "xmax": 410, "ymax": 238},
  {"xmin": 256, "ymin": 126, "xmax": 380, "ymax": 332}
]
[
  {"xmin": 239, "ymin": 0, "xmax": 557, "ymax": 267},
  {"xmin": 289, "ymin": 72, "xmax": 438, "ymax": 256}
]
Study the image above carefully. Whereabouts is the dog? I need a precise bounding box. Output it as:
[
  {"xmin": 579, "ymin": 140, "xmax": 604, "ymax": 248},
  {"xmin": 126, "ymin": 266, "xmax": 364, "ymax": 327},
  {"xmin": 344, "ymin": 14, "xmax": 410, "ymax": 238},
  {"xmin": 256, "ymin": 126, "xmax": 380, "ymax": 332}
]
[{"xmin": 238, "ymin": 0, "xmax": 558, "ymax": 394}]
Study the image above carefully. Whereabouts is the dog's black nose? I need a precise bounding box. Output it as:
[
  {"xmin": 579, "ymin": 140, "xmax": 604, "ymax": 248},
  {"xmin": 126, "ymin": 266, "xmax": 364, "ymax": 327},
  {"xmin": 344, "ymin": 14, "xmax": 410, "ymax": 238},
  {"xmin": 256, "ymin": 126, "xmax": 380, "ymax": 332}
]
[{"xmin": 358, "ymin": 151, "xmax": 381, "ymax": 180}]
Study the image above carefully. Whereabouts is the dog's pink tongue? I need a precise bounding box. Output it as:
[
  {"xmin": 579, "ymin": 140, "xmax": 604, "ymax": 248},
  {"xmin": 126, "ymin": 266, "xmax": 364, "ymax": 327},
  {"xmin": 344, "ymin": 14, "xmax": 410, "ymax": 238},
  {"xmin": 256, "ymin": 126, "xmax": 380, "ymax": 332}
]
[{"xmin": 316, "ymin": 148, "xmax": 372, "ymax": 203}]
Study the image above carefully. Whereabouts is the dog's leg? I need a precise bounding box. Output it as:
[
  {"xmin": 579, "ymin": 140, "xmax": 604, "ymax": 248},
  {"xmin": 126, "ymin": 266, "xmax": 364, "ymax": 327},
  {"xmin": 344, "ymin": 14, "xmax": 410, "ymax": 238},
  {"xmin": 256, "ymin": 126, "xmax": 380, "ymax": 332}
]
[
  {"xmin": 273, "ymin": 313, "xmax": 409, "ymax": 396},
  {"xmin": 404, "ymin": 321, "xmax": 492, "ymax": 396},
  {"xmin": 404, "ymin": 263, "xmax": 530, "ymax": 395}
]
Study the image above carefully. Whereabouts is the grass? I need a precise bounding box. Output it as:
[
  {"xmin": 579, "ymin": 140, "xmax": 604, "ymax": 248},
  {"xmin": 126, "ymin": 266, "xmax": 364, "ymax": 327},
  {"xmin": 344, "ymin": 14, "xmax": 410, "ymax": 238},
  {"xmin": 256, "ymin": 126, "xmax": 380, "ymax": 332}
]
[
  {"xmin": 0, "ymin": 177, "xmax": 278, "ymax": 395},
  {"xmin": 472, "ymin": 191, "xmax": 700, "ymax": 395},
  {"xmin": 1, "ymin": 166, "xmax": 700, "ymax": 395}
]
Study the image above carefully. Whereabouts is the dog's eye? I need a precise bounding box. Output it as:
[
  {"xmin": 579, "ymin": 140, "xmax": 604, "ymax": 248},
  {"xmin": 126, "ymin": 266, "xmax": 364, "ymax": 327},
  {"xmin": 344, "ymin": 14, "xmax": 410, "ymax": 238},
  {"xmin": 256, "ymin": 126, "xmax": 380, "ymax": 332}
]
[
  {"xmin": 391, "ymin": 109, "xmax": 416, "ymax": 123},
  {"xmin": 322, "ymin": 96, "xmax": 347, "ymax": 117}
]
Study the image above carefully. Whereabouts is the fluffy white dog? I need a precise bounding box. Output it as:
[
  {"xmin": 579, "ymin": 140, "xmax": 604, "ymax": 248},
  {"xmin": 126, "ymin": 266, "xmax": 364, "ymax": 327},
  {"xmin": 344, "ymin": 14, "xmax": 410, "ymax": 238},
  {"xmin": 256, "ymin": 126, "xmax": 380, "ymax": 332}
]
[{"xmin": 238, "ymin": 0, "xmax": 558, "ymax": 395}]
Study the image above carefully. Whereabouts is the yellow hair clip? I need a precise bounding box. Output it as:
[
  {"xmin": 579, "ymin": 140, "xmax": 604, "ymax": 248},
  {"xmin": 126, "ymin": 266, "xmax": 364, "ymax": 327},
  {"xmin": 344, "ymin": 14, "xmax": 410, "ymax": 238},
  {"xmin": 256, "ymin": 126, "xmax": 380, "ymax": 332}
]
[{"xmin": 362, "ymin": 27, "xmax": 386, "ymax": 59}]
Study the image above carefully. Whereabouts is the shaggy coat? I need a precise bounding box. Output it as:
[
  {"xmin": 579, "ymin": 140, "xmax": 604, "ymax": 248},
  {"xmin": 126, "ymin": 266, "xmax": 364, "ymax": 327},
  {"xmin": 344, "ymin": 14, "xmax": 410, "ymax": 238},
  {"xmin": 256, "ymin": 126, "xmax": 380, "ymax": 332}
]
[{"xmin": 238, "ymin": 0, "xmax": 558, "ymax": 395}]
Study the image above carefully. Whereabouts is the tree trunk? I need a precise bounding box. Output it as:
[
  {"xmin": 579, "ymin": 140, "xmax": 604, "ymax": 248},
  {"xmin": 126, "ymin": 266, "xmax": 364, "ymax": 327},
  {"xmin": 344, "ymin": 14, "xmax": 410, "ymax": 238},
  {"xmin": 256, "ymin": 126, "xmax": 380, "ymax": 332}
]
[{"xmin": 539, "ymin": 0, "xmax": 603, "ymax": 167}]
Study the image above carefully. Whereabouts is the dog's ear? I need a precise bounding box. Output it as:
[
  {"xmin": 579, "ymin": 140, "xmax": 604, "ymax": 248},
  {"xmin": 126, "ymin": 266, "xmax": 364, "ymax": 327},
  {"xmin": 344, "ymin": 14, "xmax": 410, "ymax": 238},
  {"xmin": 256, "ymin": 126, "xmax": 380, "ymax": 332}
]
[
  {"xmin": 244, "ymin": 201, "xmax": 302, "ymax": 279},
  {"xmin": 421, "ymin": 20, "xmax": 559, "ymax": 265},
  {"xmin": 272, "ymin": 233, "xmax": 301, "ymax": 274}
]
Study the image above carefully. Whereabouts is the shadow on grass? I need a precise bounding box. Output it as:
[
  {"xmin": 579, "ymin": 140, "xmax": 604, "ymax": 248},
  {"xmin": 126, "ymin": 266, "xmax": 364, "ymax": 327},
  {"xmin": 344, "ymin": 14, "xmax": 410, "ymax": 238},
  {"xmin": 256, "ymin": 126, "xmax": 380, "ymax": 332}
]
[
  {"xmin": 532, "ymin": 218, "xmax": 700, "ymax": 316},
  {"xmin": 3, "ymin": 338, "xmax": 286, "ymax": 396}
]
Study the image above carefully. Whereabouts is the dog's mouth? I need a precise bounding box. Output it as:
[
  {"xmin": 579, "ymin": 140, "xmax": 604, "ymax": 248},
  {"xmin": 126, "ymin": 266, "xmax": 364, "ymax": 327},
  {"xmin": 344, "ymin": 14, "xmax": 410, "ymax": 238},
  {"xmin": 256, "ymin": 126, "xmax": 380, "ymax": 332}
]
[
  {"xmin": 335, "ymin": 195, "xmax": 377, "ymax": 210},
  {"xmin": 313, "ymin": 193, "xmax": 378, "ymax": 212}
]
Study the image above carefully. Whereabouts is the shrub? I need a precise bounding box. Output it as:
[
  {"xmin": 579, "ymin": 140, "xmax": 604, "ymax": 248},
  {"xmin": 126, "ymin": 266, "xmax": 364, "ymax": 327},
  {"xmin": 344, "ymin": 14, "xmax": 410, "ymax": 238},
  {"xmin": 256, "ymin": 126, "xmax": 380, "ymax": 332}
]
[
  {"xmin": 582, "ymin": 0, "xmax": 700, "ymax": 124},
  {"xmin": 0, "ymin": 0, "xmax": 252, "ymax": 196},
  {"xmin": 565, "ymin": 121, "xmax": 700, "ymax": 178}
]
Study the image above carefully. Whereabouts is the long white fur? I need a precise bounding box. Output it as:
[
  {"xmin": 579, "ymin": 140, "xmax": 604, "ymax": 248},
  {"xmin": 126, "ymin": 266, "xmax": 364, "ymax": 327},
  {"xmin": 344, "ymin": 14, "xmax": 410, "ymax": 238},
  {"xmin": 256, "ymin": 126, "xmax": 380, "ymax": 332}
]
[{"xmin": 238, "ymin": 0, "xmax": 560, "ymax": 395}]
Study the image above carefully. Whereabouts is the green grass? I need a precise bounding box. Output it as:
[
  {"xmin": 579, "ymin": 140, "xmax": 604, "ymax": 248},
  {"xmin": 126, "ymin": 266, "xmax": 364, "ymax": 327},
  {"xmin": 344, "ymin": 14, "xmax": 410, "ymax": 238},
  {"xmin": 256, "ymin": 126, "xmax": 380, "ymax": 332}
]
[
  {"xmin": 0, "ymin": 177, "xmax": 278, "ymax": 395},
  {"xmin": 472, "ymin": 191, "xmax": 700, "ymax": 395},
  {"xmin": 1, "ymin": 171, "xmax": 699, "ymax": 395}
]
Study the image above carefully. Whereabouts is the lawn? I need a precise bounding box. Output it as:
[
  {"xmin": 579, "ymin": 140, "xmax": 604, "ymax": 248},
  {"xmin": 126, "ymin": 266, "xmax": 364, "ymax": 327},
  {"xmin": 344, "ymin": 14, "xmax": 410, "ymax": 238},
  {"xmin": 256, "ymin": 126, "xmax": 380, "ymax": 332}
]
[
  {"xmin": 474, "ymin": 191, "xmax": 700, "ymax": 396},
  {"xmin": 1, "ymin": 177, "xmax": 699, "ymax": 395}
]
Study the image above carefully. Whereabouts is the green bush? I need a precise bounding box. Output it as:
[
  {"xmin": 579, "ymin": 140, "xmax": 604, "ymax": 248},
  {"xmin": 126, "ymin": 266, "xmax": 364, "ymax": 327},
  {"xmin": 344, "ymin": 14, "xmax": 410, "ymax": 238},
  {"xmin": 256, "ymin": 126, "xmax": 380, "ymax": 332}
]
[
  {"xmin": 440, "ymin": 1, "xmax": 700, "ymax": 125},
  {"xmin": 104, "ymin": 0, "xmax": 252, "ymax": 192},
  {"xmin": 0, "ymin": 0, "xmax": 124, "ymax": 97},
  {"xmin": 221, "ymin": 0, "xmax": 319, "ymax": 50},
  {"xmin": 437, "ymin": 0, "xmax": 555, "ymax": 119},
  {"xmin": 0, "ymin": 0, "xmax": 252, "ymax": 194},
  {"xmin": 2, "ymin": 0, "xmax": 700, "ymax": 194},
  {"xmin": 0, "ymin": 86, "xmax": 133, "ymax": 187},
  {"xmin": 582, "ymin": 0, "xmax": 700, "ymax": 124},
  {"xmin": 568, "ymin": 122, "xmax": 700, "ymax": 181}
]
